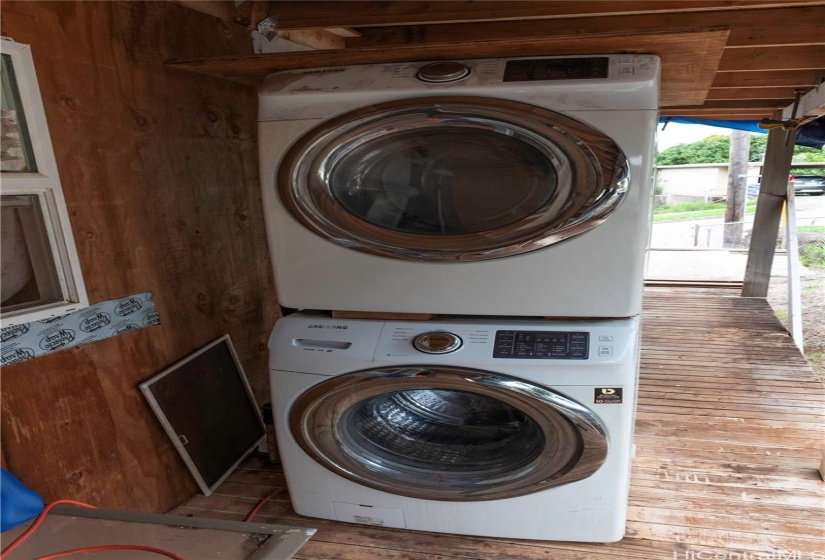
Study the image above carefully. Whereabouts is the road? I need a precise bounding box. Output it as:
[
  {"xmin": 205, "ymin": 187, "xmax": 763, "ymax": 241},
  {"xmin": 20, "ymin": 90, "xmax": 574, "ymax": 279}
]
[{"xmin": 650, "ymin": 194, "xmax": 825, "ymax": 249}]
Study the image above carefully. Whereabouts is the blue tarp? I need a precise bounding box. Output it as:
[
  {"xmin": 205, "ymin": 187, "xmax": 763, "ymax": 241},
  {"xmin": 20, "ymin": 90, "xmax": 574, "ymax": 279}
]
[{"xmin": 659, "ymin": 116, "xmax": 825, "ymax": 148}]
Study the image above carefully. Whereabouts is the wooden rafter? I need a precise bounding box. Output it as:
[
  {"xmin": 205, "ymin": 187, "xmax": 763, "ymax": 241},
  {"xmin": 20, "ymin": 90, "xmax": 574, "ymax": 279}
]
[
  {"xmin": 711, "ymin": 70, "xmax": 825, "ymax": 89},
  {"xmin": 259, "ymin": 0, "xmax": 825, "ymax": 29},
  {"xmin": 345, "ymin": 6, "xmax": 825, "ymax": 49}
]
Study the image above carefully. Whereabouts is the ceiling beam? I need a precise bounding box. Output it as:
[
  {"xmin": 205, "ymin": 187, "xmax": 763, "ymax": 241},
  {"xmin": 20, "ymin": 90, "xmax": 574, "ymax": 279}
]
[
  {"xmin": 711, "ymin": 70, "xmax": 825, "ymax": 88},
  {"xmin": 262, "ymin": 1, "xmax": 825, "ymax": 29},
  {"xmin": 706, "ymin": 87, "xmax": 815, "ymax": 100},
  {"xmin": 669, "ymin": 100, "xmax": 792, "ymax": 110},
  {"xmin": 660, "ymin": 110, "xmax": 774, "ymax": 118},
  {"xmin": 346, "ymin": 6, "xmax": 825, "ymax": 49},
  {"xmin": 718, "ymin": 45, "xmax": 825, "ymax": 72}
]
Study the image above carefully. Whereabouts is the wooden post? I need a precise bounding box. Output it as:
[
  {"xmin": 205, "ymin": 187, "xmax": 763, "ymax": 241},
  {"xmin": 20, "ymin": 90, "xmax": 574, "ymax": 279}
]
[
  {"xmin": 741, "ymin": 124, "xmax": 798, "ymax": 297},
  {"xmin": 785, "ymin": 185, "xmax": 804, "ymax": 351}
]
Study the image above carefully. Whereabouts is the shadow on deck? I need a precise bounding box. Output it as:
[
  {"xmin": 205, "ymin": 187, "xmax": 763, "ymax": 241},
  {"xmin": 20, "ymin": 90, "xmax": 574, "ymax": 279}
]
[{"xmin": 172, "ymin": 287, "xmax": 825, "ymax": 559}]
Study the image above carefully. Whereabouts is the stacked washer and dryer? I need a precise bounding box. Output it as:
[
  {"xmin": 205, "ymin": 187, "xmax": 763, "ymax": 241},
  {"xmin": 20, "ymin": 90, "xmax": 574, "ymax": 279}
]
[{"xmin": 259, "ymin": 56, "xmax": 659, "ymax": 542}]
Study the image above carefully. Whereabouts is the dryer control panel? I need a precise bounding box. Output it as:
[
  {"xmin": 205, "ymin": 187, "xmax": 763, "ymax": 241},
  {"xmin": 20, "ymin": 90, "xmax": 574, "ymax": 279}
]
[{"xmin": 493, "ymin": 330, "xmax": 589, "ymax": 359}]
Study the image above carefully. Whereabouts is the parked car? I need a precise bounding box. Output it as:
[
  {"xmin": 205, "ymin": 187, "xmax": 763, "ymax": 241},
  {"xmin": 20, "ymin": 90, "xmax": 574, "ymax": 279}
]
[{"xmin": 791, "ymin": 174, "xmax": 825, "ymax": 196}]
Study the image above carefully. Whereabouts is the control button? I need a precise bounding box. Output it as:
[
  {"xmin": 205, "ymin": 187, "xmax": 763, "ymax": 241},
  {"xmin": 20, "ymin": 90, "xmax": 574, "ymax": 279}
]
[
  {"xmin": 417, "ymin": 62, "xmax": 471, "ymax": 83},
  {"xmin": 598, "ymin": 346, "xmax": 613, "ymax": 356},
  {"xmin": 599, "ymin": 335, "xmax": 614, "ymax": 342},
  {"xmin": 413, "ymin": 331, "xmax": 463, "ymax": 354},
  {"xmin": 618, "ymin": 66, "xmax": 634, "ymax": 75}
]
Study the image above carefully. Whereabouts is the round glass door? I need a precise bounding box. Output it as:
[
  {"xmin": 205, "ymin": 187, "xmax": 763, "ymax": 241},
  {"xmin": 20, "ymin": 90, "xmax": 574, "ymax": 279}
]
[
  {"xmin": 289, "ymin": 367, "xmax": 608, "ymax": 501},
  {"xmin": 279, "ymin": 96, "xmax": 628, "ymax": 261}
]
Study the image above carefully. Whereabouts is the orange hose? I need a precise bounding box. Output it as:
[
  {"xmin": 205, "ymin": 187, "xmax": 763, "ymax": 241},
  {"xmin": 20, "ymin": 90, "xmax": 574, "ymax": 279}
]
[
  {"xmin": 244, "ymin": 487, "xmax": 286, "ymax": 522},
  {"xmin": 34, "ymin": 545, "xmax": 186, "ymax": 560},
  {"xmin": 1, "ymin": 500, "xmax": 186, "ymax": 560},
  {"xmin": 1, "ymin": 500, "xmax": 96, "ymax": 558},
  {"xmin": 1, "ymin": 487, "xmax": 283, "ymax": 559}
]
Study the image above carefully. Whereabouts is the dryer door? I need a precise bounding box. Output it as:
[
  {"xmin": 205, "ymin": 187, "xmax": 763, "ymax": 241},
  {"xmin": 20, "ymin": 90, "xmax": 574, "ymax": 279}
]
[
  {"xmin": 289, "ymin": 366, "xmax": 608, "ymax": 501},
  {"xmin": 278, "ymin": 96, "xmax": 628, "ymax": 262}
]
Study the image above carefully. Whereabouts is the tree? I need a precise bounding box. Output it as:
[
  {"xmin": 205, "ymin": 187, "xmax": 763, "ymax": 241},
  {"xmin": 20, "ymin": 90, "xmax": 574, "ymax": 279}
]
[
  {"xmin": 655, "ymin": 133, "xmax": 820, "ymax": 165},
  {"xmin": 656, "ymin": 134, "xmax": 729, "ymax": 165}
]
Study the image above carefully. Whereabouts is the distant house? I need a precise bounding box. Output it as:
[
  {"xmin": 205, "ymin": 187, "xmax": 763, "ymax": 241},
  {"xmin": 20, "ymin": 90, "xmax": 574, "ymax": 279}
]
[{"xmin": 655, "ymin": 163, "xmax": 763, "ymax": 202}]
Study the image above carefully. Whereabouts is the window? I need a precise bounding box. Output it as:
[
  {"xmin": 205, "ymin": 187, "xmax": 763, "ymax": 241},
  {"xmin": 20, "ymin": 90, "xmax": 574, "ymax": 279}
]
[{"xmin": 1, "ymin": 38, "xmax": 87, "ymax": 327}]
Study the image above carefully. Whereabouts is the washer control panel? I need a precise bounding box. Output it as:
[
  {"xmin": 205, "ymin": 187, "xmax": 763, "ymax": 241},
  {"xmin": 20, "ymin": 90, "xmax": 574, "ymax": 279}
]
[
  {"xmin": 413, "ymin": 331, "xmax": 463, "ymax": 354},
  {"xmin": 493, "ymin": 330, "xmax": 589, "ymax": 359}
]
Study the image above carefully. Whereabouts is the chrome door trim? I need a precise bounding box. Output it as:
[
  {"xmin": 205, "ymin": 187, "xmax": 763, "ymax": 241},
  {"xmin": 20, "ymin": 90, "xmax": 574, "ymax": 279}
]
[
  {"xmin": 289, "ymin": 366, "xmax": 608, "ymax": 502},
  {"xmin": 278, "ymin": 96, "xmax": 628, "ymax": 262}
]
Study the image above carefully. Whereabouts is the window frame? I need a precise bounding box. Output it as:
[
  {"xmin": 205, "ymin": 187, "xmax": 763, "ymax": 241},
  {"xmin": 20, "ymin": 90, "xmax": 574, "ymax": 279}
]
[{"xmin": 1, "ymin": 37, "xmax": 88, "ymax": 327}]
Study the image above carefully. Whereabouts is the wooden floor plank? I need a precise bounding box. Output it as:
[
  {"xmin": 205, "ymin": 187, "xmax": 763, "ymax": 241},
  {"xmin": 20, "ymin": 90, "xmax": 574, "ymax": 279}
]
[{"xmin": 171, "ymin": 287, "xmax": 825, "ymax": 559}]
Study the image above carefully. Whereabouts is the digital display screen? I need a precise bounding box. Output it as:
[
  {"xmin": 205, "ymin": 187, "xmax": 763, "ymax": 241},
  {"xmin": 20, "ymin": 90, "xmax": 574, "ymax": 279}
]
[{"xmin": 503, "ymin": 57, "xmax": 609, "ymax": 82}]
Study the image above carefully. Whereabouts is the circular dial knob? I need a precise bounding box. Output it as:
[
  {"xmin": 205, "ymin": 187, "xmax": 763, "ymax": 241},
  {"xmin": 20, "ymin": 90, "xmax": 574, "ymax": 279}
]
[
  {"xmin": 416, "ymin": 62, "xmax": 471, "ymax": 83},
  {"xmin": 413, "ymin": 331, "xmax": 463, "ymax": 354}
]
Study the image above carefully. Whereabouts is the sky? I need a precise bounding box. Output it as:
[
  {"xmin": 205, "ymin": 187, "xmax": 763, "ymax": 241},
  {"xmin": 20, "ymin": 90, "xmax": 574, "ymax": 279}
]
[{"xmin": 656, "ymin": 122, "xmax": 734, "ymax": 152}]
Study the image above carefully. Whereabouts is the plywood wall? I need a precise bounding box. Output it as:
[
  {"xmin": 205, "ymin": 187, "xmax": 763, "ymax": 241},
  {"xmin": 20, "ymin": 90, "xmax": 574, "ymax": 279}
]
[{"xmin": 0, "ymin": 1, "xmax": 279, "ymax": 512}]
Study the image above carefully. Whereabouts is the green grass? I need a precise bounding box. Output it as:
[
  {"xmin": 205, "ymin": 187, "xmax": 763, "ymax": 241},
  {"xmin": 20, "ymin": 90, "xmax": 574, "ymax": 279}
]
[
  {"xmin": 799, "ymin": 245, "xmax": 825, "ymax": 268},
  {"xmin": 799, "ymin": 225, "xmax": 825, "ymax": 233},
  {"xmin": 805, "ymin": 351, "xmax": 824, "ymax": 382},
  {"xmin": 655, "ymin": 200, "xmax": 725, "ymax": 213},
  {"xmin": 654, "ymin": 201, "xmax": 757, "ymax": 222}
]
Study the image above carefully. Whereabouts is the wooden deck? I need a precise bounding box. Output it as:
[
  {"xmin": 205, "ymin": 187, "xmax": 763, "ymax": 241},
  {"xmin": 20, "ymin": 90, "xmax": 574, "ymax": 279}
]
[{"xmin": 171, "ymin": 287, "xmax": 825, "ymax": 559}]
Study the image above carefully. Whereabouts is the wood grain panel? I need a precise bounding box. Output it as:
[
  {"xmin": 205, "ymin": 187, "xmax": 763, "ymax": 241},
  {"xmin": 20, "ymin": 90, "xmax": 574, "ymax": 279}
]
[
  {"xmin": 711, "ymin": 69, "xmax": 825, "ymax": 88},
  {"xmin": 0, "ymin": 1, "xmax": 278, "ymax": 512},
  {"xmin": 347, "ymin": 5, "xmax": 825, "ymax": 49},
  {"xmin": 168, "ymin": 288, "xmax": 825, "ymax": 558},
  {"xmin": 166, "ymin": 28, "xmax": 730, "ymax": 107},
  {"xmin": 260, "ymin": 1, "xmax": 825, "ymax": 29},
  {"xmin": 719, "ymin": 45, "xmax": 825, "ymax": 71},
  {"xmin": 708, "ymin": 87, "xmax": 815, "ymax": 99}
]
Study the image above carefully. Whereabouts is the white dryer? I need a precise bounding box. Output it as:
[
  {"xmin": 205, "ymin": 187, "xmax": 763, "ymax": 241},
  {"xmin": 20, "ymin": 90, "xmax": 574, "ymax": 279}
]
[
  {"xmin": 269, "ymin": 313, "xmax": 640, "ymax": 542},
  {"xmin": 259, "ymin": 55, "xmax": 659, "ymax": 318}
]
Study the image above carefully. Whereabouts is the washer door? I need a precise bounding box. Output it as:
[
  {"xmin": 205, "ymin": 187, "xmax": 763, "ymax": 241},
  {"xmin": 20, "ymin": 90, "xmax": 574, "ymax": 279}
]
[
  {"xmin": 279, "ymin": 96, "xmax": 628, "ymax": 262},
  {"xmin": 289, "ymin": 366, "xmax": 608, "ymax": 501}
]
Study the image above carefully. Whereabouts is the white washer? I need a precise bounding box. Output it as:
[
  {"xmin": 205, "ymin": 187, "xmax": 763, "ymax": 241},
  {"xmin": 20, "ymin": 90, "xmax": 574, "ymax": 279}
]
[
  {"xmin": 259, "ymin": 55, "xmax": 659, "ymax": 318},
  {"xmin": 270, "ymin": 313, "xmax": 640, "ymax": 542}
]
